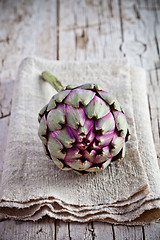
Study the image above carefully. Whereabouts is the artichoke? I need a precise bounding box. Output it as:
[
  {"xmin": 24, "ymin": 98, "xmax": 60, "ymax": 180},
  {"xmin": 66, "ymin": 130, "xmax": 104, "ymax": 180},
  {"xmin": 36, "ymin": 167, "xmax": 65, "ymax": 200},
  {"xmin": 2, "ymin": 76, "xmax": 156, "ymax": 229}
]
[{"xmin": 38, "ymin": 72, "xmax": 130, "ymax": 175}]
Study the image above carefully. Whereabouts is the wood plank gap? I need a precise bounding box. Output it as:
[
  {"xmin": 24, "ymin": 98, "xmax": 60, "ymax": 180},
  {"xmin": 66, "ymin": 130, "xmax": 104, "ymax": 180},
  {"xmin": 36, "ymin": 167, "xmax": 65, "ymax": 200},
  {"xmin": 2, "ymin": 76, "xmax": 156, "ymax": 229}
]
[
  {"xmin": 56, "ymin": 0, "xmax": 60, "ymax": 60},
  {"xmin": 147, "ymin": 95, "xmax": 152, "ymax": 121},
  {"xmin": 142, "ymin": 225, "xmax": 146, "ymax": 240},
  {"xmin": 91, "ymin": 222, "xmax": 95, "ymax": 240},
  {"xmin": 155, "ymin": 68, "xmax": 159, "ymax": 86},
  {"xmin": 111, "ymin": 224, "xmax": 116, "ymax": 240},
  {"xmin": 54, "ymin": 220, "xmax": 57, "ymax": 240},
  {"xmin": 84, "ymin": 9, "xmax": 88, "ymax": 61},
  {"xmin": 0, "ymin": 113, "xmax": 10, "ymax": 119},
  {"xmin": 118, "ymin": 0, "xmax": 124, "ymax": 42},
  {"xmin": 154, "ymin": 5, "xmax": 160, "ymax": 59},
  {"xmin": 108, "ymin": 0, "xmax": 113, "ymax": 18},
  {"xmin": 155, "ymin": 35, "xmax": 160, "ymax": 58},
  {"xmin": 73, "ymin": 3, "xmax": 77, "ymax": 61},
  {"xmin": 68, "ymin": 222, "xmax": 72, "ymax": 240},
  {"xmin": 157, "ymin": 117, "xmax": 160, "ymax": 139}
]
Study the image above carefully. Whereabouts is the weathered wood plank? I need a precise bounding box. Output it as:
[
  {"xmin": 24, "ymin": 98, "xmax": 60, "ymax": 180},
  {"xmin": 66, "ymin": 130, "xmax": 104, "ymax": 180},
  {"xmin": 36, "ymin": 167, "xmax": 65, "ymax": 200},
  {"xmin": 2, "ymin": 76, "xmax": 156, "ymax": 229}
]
[
  {"xmin": 93, "ymin": 222, "xmax": 114, "ymax": 240},
  {"xmin": 148, "ymin": 70, "xmax": 160, "ymax": 163},
  {"xmin": 55, "ymin": 221, "xmax": 95, "ymax": 240},
  {"xmin": 120, "ymin": 0, "xmax": 159, "ymax": 70},
  {"xmin": 59, "ymin": 0, "xmax": 76, "ymax": 60},
  {"xmin": 0, "ymin": 0, "xmax": 36, "ymax": 83},
  {"xmin": 113, "ymin": 225, "xmax": 143, "ymax": 240},
  {"xmin": 0, "ymin": 0, "xmax": 57, "ymax": 84},
  {"xmin": 69, "ymin": 222, "xmax": 94, "ymax": 240},
  {"xmin": 144, "ymin": 223, "xmax": 160, "ymax": 240},
  {"xmin": 0, "ymin": 219, "xmax": 55, "ymax": 240},
  {"xmin": 0, "ymin": 81, "xmax": 14, "ymax": 118},
  {"xmin": 0, "ymin": 117, "xmax": 10, "ymax": 182},
  {"xmin": 56, "ymin": 221, "xmax": 70, "ymax": 240},
  {"xmin": 34, "ymin": 0, "xmax": 57, "ymax": 59}
]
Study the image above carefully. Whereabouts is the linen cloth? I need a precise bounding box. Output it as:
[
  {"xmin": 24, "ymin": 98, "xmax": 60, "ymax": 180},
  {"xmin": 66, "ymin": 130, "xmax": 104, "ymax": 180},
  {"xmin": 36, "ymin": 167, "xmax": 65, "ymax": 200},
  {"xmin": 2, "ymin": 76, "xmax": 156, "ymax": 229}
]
[{"xmin": 0, "ymin": 57, "xmax": 160, "ymax": 224}]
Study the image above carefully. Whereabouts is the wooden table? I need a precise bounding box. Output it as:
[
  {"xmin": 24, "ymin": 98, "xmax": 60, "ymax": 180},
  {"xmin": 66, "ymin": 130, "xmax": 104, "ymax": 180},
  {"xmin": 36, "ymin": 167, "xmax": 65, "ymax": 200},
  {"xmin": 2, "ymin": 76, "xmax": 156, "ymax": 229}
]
[{"xmin": 0, "ymin": 0, "xmax": 160, "ymax": 239}]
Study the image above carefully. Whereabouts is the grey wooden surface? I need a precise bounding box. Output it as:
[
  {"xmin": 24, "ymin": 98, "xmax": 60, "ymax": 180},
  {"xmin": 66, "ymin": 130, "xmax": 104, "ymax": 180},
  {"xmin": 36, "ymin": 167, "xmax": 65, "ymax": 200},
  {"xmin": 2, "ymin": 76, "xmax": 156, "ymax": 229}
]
[{"xmin": 0, "ymin": 0, "xmax": 160, "ymax": 239}]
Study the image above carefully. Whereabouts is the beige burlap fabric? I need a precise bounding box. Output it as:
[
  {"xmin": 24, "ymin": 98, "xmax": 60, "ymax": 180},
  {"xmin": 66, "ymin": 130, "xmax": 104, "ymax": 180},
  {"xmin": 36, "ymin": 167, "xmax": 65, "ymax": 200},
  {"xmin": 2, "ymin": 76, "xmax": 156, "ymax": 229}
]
[{"xmin": 0, "ymin": 57, "xmax": 160, "ymax": 224}]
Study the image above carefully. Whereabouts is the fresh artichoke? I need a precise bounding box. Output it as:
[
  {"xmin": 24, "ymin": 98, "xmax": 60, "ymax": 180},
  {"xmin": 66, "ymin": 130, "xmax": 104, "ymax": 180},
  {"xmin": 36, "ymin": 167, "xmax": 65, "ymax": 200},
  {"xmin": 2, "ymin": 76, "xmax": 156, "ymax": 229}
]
[{"xmin": 38, "ymin": 72, "xmax": 130, "ymax": 175}]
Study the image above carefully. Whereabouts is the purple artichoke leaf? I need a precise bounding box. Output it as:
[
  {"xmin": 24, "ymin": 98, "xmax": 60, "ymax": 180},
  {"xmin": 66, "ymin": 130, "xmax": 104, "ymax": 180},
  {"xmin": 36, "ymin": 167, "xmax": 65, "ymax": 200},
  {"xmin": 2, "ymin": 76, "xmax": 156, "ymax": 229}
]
[
  {"xmin": 65, "ymin": 148, "xmax": 82, "ymax": 159},
  {"xmin": 96, "ymin": 131, "xmax": 115, "ymax": 147},
  {"xmin": 83, "ymin": 149, "xmax": 96, "ymax": 162},
  {"xmin": 78, "ymin": 118, "xmax": 94, "ymax": 138},
  {"xmin": 85, "ymin": 128, "xmax": 95, "ymax": 145}
]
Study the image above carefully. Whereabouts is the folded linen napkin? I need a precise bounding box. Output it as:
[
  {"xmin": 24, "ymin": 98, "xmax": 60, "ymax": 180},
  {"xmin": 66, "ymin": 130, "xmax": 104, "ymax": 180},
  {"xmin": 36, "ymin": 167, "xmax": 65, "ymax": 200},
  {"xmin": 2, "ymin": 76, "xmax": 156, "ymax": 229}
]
[{"xmin": 0, "ymin": 57, "xmax": 160, "ymax": 224}]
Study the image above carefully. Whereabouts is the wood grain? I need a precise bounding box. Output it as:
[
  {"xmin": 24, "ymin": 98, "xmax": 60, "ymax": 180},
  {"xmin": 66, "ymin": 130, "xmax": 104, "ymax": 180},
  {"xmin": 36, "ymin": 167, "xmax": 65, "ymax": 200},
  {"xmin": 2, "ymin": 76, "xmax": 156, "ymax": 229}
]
[
  {"xmin": 144, "ymin": 223, "xmax": 160, "ymax": 240},
  {"xmin": 113, "ymin": 225, "xmax": 143, "ymax": 240},
  {"xmin": 0, "ymin": 219, "xmax": 55, "ymax": 240},
  {"xmin": 93, "ymin": 222, "xmax": 113, "ymax": 240},
  {"xmin": 0, "ymin": 0, "xmax": 160, "ymax": 239}
]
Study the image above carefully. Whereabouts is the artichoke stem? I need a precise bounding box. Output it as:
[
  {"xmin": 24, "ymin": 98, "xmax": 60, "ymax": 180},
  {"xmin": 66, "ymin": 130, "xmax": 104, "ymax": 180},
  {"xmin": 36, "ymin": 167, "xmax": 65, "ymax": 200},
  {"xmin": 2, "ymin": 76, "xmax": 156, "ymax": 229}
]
[{"xmin": 41, "ymin": 71, "xmax": 64, "ymax": 92}]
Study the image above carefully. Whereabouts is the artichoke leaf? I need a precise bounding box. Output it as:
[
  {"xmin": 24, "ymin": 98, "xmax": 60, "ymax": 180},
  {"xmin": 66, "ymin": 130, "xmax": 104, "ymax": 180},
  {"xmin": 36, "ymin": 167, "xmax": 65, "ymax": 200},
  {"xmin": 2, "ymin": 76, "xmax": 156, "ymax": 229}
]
[{"xmin": 65, "ymin": 89, "xmax": 95, "ymax": 107}]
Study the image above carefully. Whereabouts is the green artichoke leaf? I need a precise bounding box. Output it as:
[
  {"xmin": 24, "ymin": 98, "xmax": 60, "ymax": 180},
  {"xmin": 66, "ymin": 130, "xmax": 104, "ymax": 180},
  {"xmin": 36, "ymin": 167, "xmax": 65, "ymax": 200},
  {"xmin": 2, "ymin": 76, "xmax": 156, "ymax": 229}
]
[
  {"xmin": 112, "ymin": 110, "xmax": 128, "ymax": 137},
  {"xmin": 54, "ymin": 128, "xmax": 75, "ymax": 148},
  {"xmin": 65, "ymin": 159, "xmax": 92, "ymax": 171},
  {"xmin": 48, "ymin": 133, "xmax": 65, "ymax": 159},
  {"xmin": 42, "ymin": 145, "xmax": 51, "ymax": 159},
  {"xmin": 51, "ymin": 156, "xmax": 71, "ymax": 170},
  {"xmin": 85, "ymin": 95, "xmax": 110, "ymax": 119},
  {"xmin": 54, "ymin": 90, "xmax": 71, "ymax": 103},
  {"xmin": 47, "ymin": 104, "xmax": 65, "ymax": 131},
  {"xmin": 77, "ymin": 83, "xmax": 102, "ymax": 91},
  {"xmin": 38, "ymin": 116, "xmax": 47, "ymax": 145},
  {"xmin": 110, "ymin": 134, "xmax": 125, "ymax": 157},
  {"xmin": 111, "ymin": 134, "xmax": 125, "ymax": 148},
  {"xmin": 65, "ymin": 89, "xmax": 95, "ymax": 108},
  {"xmin": 47, "ymin": 90, "xmax": 71, "ymax": 112},
  {"xmin": 38, "ymin": 104, "xmax": 48, "ymax": 122},
  {"xmin": 98, "ymin": 91, "xmax": 123, "ymax": 111},
  {"xmin": 65, "ymin": 84, "xmax": 78, "ymax": 90},
  {"xmin": 66, "ymin": 105, "xmax": 86, "ymax": 129},
  {"xmin": 47, "ymin": 98, "xmax": 56, "ymax": 112},
  {"xmin": 87, "ymin": 166, "xmax": 102, "ymax": 172},
  {"xmin": 95, "ymin": 112, "xmax": 115, "ymax": 134}
]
